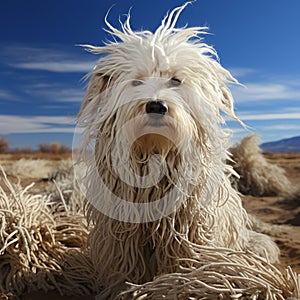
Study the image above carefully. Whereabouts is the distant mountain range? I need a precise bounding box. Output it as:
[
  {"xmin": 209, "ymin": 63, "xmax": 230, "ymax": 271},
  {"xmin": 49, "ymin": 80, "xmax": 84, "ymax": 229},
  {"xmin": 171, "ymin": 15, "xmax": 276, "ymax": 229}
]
[{"xmin": 261, "ymin": 136, "xmax": 300, "ymax": 153}]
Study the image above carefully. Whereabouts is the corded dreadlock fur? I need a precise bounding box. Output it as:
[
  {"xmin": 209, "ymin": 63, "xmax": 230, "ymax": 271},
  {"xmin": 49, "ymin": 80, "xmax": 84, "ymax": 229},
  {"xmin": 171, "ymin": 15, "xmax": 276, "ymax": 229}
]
[{"xmin": 76, "ymin": 3, "xmax": 280, "ymax": 298}]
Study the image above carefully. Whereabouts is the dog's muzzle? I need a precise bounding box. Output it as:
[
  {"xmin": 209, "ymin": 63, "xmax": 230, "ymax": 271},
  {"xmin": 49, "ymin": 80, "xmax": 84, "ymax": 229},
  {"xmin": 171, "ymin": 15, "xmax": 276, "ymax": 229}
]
[{"xmin": 146, "ymin": 100, "xmax": 168, "ymax": 118}]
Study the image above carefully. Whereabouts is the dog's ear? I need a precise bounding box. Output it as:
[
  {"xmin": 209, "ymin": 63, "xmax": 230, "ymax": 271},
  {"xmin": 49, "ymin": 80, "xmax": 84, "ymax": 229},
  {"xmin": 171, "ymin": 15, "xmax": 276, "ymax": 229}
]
[{"xmin": 78, "ymin": 74, "xmax": 110, "ymax": 116}]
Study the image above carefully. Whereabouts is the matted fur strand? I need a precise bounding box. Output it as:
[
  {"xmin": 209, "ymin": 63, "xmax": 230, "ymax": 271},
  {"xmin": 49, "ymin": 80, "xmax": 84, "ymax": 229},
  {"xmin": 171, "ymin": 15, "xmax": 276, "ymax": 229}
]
[{"xmin": 117, "ymin": 247, "xmax": 300, "ymax": 299}]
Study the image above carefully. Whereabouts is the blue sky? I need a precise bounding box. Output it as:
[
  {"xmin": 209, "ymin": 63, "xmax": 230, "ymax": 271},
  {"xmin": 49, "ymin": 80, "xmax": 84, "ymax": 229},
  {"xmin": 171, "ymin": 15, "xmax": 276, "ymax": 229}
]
[{"xmin": 0, "ymin": 0, "xmax": 300, "ymax": 149}]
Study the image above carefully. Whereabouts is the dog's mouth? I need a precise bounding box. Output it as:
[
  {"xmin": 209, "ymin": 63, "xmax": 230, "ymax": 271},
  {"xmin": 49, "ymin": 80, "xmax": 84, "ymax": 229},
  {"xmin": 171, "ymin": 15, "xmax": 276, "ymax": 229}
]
[{"xmin": 133, "ymin": 133, "xmax": 176, "ymax": 155}]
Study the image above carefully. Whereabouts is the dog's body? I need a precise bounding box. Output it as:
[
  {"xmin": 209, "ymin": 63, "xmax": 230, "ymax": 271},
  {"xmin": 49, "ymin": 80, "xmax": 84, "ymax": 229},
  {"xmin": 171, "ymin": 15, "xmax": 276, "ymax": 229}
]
[{"xmin": 77, "ymin": 4, "xmax": 279, "ymax": 298}]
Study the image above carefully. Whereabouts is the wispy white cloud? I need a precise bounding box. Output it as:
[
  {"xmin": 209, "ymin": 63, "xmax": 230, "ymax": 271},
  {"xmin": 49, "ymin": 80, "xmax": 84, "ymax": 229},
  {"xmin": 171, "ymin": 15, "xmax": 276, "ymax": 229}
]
[
  {"xmin": 25, "ymin": 86, "xmax": 85, "ymax": 102},
  {"xmin": 239, "ymin": 112, "xmax": 300, "ymax": 120},
  {"xmin": 13, "ymin": 61, "xmax": 94, "ymax": 73},
  {"xmin": 0, "ymin": 115, "xmax": 75, "ymax": 134},
  {"xmin": 0, "ymin": 90, "xmax": 12, "ymax": 99},
  {"xmin": 0, "ymin": 85, "xmax": 84, "ymax": 104},
  {"xmin": 232, "ymin": 82, "xmax": 300, "ymax": 102},
  {"xmin": 0, "ymin": 89, "xmax": 19, "ymax": 101},
  {"xmin": 1, "ymin": 45, "xmax": 95, "ymax": 73},
  {"xmin": 278, "ymin": 106, "xmax": 300, "ymax": 113},
  {"xmin": 229, "ymin": 67, "xmax": 257, "ymax": 78},
  {"xmin": 259, "ymin": 124, "xmax": 300, "ymax": 131}
]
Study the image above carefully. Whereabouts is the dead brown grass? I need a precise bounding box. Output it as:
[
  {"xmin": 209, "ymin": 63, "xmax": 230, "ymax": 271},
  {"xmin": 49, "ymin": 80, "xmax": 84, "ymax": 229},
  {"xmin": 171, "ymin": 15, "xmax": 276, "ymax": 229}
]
[
  {"xmin": 0, "ymin": 166, "xmax": 98, "ymax": 299},
  {"xmin": 230, "ymin": 134, "xmax": 294, "ymax": 197},
  {"xmin": 0, "ymin": 153, "xmax": 72, "ymax": 161}
]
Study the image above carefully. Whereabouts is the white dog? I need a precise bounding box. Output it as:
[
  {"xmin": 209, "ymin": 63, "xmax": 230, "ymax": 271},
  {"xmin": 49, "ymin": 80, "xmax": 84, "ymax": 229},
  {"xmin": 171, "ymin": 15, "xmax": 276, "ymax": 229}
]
[{"xmin": 76, "ymin": 3, "xmax": 279, "ymax": 298}]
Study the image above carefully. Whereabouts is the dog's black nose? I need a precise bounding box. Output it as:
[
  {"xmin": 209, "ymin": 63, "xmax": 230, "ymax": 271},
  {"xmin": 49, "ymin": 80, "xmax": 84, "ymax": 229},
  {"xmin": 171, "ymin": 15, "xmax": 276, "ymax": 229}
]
[{"xmin": 145, "ymin": 101, "xmax": 168, "ymax": 116}]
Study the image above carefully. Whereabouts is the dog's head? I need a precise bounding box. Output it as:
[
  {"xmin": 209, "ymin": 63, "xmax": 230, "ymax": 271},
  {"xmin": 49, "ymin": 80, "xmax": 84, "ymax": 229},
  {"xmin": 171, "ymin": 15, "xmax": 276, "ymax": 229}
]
[
  {"xmin": 76, "ymin": 3, "xmax": 241, "ymax": 222},
  {"xmin": 79, "ymin": 3, "xmax": 240, "ymax": 155}
]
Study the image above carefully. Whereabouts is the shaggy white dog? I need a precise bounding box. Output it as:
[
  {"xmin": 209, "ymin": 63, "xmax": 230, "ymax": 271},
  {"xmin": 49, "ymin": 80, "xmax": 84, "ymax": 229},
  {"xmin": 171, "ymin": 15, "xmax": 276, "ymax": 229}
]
[{"xmin": 75, "ymin": 3, "xmax": 279, "ymax": 298}]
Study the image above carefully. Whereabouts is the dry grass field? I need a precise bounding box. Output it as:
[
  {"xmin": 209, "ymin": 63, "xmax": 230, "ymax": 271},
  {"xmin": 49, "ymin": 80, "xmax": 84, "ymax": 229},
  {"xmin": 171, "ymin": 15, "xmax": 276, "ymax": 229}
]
[{"xmin": 0, "ymin": 150, "xmax": 299, "ymax": 299}]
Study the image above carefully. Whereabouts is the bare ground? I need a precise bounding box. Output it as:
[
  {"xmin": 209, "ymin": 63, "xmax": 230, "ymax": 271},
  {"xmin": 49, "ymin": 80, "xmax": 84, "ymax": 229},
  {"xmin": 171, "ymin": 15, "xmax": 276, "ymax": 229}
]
[{"xmin": 241, "ymin": 153, "xmax": 300, "ymax": 273}]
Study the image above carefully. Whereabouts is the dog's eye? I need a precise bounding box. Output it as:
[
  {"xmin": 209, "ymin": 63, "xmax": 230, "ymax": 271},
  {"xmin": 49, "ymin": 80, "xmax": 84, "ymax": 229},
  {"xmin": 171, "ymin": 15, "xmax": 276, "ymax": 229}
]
[
  {"xmin": 132, "ymin": 79, "xmax": 144, "ymax": 86},
  {"xmin": 169, "ymin": 78, "xmax": 181, "ymax": 87}
]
